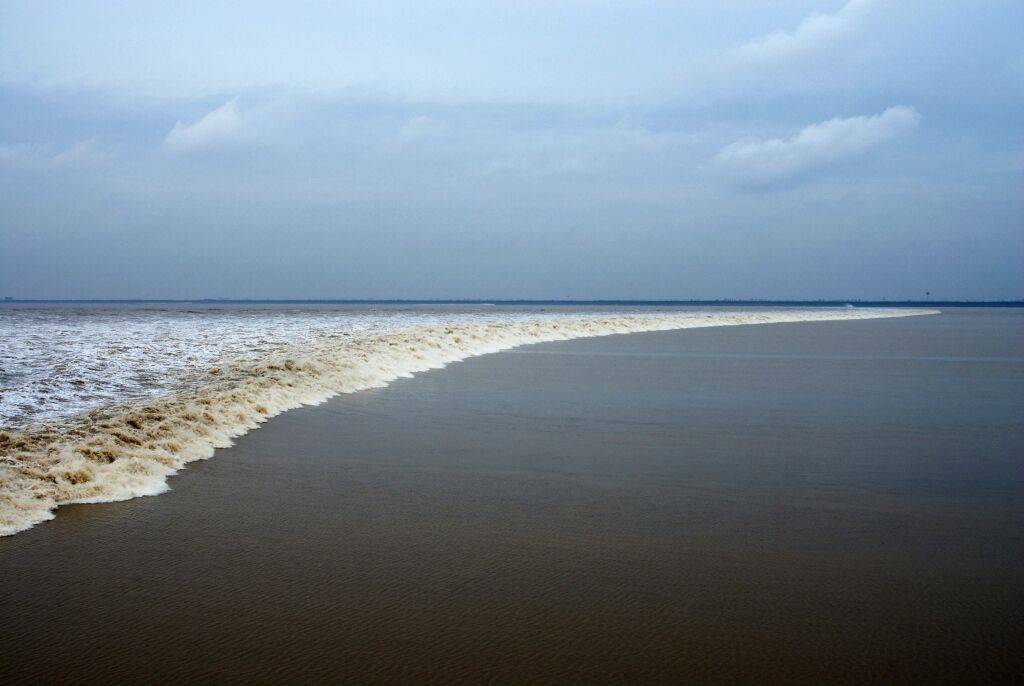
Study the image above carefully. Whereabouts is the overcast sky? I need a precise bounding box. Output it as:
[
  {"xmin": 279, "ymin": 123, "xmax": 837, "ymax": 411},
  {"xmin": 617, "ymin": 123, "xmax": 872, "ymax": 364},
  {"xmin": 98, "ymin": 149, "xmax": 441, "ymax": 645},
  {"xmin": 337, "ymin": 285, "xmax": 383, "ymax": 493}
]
[{"xmin": 1, "ymin": 0, "xmax": 1021, "ymax": 299}]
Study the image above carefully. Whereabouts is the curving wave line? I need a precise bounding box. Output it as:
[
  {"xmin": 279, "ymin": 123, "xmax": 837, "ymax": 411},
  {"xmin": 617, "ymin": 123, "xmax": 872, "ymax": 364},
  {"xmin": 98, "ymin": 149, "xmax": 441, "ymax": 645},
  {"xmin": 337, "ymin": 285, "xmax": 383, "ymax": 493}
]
[{"xmin": 0, "ymin": 309, "xmax": 936, "ymax": 537}]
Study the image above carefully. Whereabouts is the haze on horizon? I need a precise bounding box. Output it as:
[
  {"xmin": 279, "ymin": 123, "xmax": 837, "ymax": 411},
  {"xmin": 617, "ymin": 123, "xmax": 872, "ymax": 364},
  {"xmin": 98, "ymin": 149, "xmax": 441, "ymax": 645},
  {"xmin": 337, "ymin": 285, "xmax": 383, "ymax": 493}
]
[{"xmin": 1, "ymin": 0, "xmax": 1021, "ymax": 300}]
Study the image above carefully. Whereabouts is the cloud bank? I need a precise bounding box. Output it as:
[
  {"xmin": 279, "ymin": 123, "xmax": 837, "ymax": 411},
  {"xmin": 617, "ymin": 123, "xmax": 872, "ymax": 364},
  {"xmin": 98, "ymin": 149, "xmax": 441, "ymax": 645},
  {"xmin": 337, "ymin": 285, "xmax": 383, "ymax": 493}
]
[
  {"xmin": 713, "ymin": 106, "xmax": 921, "ymax": 188},
  {"xmin": 1, "ymin": 2, "xmax": 1021, "ymax": 300}
]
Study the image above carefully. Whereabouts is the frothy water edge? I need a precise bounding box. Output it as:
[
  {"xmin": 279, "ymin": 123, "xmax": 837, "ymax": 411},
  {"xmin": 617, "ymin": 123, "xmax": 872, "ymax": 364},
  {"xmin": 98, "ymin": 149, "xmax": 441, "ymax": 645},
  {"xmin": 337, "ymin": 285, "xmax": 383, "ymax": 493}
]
[{"xmin": 0, "ymin": 309, "xmax": 936, "ymax": 537}]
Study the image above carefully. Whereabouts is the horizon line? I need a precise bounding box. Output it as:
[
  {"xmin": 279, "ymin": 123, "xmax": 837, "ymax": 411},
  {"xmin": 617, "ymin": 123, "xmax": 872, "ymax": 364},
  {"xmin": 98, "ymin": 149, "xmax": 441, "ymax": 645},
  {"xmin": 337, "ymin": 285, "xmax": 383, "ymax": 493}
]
[{"xmin": 2, "ymin": 298, "xmax": 1021, "ymax": 307}]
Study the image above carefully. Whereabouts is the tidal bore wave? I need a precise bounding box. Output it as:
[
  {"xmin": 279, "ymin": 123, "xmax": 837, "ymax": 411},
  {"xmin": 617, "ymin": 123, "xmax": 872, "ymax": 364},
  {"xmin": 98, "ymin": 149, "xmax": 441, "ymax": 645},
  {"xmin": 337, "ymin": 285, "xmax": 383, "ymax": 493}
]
[{"xmin": 0, "ymin": 309, "xmax": 936, "ymax": 536}]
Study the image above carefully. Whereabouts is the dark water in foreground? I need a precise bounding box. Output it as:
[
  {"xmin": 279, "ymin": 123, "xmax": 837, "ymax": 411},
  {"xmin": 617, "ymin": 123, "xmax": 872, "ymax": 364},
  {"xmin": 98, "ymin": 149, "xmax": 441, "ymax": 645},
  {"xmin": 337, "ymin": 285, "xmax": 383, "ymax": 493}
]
[{"xmin": 1, "ymin": 310, "xmax": 1021, "ymax": 684}]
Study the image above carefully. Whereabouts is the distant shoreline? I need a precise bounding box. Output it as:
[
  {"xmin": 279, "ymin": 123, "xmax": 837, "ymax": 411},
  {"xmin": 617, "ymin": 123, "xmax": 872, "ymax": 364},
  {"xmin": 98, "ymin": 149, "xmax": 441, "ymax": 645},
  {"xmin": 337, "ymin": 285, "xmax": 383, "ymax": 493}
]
[{"xmin": 2, "ymin": 298, "xmax": 1021, "ymax": 307}]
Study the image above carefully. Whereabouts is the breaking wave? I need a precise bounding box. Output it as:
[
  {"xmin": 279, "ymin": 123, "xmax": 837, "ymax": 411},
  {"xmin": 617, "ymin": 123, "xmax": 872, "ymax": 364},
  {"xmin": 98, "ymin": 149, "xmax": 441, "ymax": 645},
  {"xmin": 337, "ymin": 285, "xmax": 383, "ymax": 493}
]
[{"xmin": 0, "ymin": 308, "xmax": 936, "ymax": 536}]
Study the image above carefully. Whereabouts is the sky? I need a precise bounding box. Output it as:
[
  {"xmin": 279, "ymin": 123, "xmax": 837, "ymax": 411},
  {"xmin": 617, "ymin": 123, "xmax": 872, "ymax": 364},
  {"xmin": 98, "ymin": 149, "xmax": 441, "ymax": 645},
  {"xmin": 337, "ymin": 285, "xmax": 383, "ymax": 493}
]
[{"xmin": 1, "ymin": 0, "xmax": 1021, "ymax": 300}]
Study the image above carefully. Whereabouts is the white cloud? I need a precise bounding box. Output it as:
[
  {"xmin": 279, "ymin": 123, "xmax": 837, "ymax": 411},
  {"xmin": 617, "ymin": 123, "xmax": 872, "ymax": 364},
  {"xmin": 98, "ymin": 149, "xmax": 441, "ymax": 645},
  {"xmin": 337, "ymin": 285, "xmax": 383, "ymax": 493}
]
[
  {"xmin": 728, "ymin": 0, "xmax": 874, "ymax": 65},
  {"xmin": 0, "ymin": 137, "xmax": 110, "ymax": 169},
  {"xmin": 163, "ymin": 99, "xmax": 245, "ymax": 152},
  {"xmin": 480, "ymin": 154, "xmax": 605, "ymax": 178},
  {"xmin": 713, "ymin": 106, "xmax": 921, "ymax": 187},
  {"xmin": 396, "ymin": 115, "xmax": 448, "ymax": 143}
]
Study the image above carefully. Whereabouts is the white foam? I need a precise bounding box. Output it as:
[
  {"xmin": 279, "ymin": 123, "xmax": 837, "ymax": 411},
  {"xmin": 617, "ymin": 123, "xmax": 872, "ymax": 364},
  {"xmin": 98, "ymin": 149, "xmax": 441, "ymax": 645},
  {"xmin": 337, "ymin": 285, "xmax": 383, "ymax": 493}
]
[{"xmin": 0, "ymin": 307, "xmax": 936, "ymax": 537}]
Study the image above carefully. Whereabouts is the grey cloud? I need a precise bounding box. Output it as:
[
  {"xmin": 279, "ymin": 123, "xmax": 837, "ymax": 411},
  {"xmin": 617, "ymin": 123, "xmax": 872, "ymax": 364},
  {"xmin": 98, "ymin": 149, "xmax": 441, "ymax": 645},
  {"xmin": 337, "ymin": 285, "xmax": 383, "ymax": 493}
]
[{"xmin": 1, "ymin": 3, "xmax": 1021, "ymax": 300}]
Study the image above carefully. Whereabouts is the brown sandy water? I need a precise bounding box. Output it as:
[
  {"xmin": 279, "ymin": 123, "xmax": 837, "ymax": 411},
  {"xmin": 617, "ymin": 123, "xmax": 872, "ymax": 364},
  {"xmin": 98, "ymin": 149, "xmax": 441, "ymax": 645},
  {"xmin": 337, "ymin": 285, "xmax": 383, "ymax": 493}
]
[{"xmin": 1, "ymin": 309, "xmax": 1021, "ymax": 683}]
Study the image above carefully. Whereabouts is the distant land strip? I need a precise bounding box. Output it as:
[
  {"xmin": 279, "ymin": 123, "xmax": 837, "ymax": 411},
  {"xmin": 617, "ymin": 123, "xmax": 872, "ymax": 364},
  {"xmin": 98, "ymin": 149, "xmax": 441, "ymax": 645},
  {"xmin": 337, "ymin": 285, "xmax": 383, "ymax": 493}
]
[{"xmin": 2, "ymin": 299, "xmax": 1022, "ymax": 307}]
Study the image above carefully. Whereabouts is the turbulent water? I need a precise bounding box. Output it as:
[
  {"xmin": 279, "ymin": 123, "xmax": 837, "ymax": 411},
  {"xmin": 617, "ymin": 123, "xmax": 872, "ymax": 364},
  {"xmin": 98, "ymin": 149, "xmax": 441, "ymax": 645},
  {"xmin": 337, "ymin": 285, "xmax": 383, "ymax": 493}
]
[{"xmin": 0, "ymin": 305, "xmax": 936, "ymax": 536}]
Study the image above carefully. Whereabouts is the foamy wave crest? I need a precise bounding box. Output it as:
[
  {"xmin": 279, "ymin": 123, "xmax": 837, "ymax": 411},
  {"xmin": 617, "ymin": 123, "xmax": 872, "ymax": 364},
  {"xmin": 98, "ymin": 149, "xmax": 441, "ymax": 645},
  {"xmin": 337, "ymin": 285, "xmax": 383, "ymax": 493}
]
[{"xmin": 0, "ymin": 309, "xmax": 936, "ymax": 536}]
